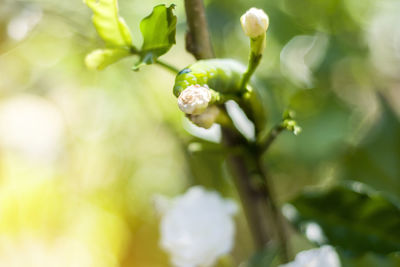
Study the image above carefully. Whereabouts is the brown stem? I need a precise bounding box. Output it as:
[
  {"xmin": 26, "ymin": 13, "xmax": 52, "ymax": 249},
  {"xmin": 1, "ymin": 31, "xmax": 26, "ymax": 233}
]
[
  {"xmin": 183, "ymin": 0, "xmax": 289, "ymax": 261},
  {"xmin": 184, "ymin": 0, "xmax": 214, "ymax": 59},
  {"xmin": 221, "ymin": 127, "xmax": 273, "ymax": 248},
  {"xmin": 255, "ymin": 155, "xmax": 290, "ymax": 261}
]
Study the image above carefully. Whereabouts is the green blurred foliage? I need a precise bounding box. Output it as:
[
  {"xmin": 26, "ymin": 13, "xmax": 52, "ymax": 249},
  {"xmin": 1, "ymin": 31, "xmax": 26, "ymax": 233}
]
[
  {"xmin": 339, "ymin": 251, "xmax": 400, "ymax": 267},
  {"xmin": 341, "ymin": 98, "xmax": 400, "ymax": 206},
  {"xmin": 0, "ymin": 0, "xmax": 400, "ymax": 266},
  {"xmin": 289, "ymin": 184, "xmax": 400, "ymax": 254}
]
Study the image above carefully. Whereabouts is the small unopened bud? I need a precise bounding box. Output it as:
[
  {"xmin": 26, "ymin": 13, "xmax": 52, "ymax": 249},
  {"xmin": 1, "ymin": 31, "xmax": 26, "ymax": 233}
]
[
  {"xmin": 240, "ymin": 8, "xmax": 269, "ymax": 38},
  {"xmin": 282, "ymin": 119, "xmax": 302, "ymax": 135},
  {"xmin": 178, "ymin": 85, "xmax": 211, "ymax": 115},
  {"xmin": 189, "ymin": 106, "xmax": 220, "ymax": 129},
  {"xmin": 293, "ymin": 125, "xmax": 301, "ymax": 135}
]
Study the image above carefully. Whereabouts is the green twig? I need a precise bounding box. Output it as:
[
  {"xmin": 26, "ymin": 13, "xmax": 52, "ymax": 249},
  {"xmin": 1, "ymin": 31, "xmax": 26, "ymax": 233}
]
[
  {"xmin": 129, "ymin": 45, "xmax": 180, "ymax": 74},
  {"xmin": 240, "ymin": 52, "xmax": 262, "ymax": 91},
  {"xmin": 259, "ymin": 124, "xmax": 285, "ymax": 153},
  {"xmin": 155, "ymin": 60, "xmax": 180, "ymax": 74},
  {"xmin": 239, "ymin": 34, "xmax": 265, "ymax": 92}
]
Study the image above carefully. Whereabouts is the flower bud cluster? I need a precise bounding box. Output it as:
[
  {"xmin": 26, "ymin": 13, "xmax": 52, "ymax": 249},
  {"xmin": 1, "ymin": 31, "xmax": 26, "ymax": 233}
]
[
  {"xmin": 177, "ymin": 85, "xmax": 211, "ymax": 115},
  {"xmin": 177, "ymin": 85, "xmax": 221, "ymax": 129},
  {"xmin": 282, "ymin": 119, "xmax": 302, "ymax": 135}
]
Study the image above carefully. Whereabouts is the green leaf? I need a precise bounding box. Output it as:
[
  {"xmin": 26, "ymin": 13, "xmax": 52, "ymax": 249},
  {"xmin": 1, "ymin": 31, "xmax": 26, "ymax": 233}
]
[
  {"xmin": 288, "ymin": 184, "xmax": 400, "ymax": 255},
  {"xmin": 339, "ymin": 250, "xmax": 400, "ymax": 267},
  {"xmin": 341, "ymin": 97, "xmax": 400, "ymax": 205},
  {"xmin": 85, "ymin": 48, "xmax": 130, "ymax": 70},
  {"xmin": 84, "ymin": 0, "xmax": 133, "ymax": 48},
  {"xmin": 134, "ymin": 4, "xmax": 177, "ymax": 69}
]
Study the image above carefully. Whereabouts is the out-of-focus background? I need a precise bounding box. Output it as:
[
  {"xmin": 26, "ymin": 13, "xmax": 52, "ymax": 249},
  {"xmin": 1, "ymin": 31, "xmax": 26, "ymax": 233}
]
[{"xmin": 0, "ymin": 0, "xmax": 399, "ymax": 266}]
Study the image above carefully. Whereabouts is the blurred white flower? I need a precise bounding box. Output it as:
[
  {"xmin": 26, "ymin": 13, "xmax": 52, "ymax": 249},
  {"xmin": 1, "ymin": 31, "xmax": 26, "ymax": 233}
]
[
  {"xmin": 279, "ymin": 246, "xmax": 341, "ymax": 267},
  {"xmin": 7, "ymin": 5, "xmax": 42, "ymax": 41},
  {"xmin": 240, "ymin": 8, "xmax": 269, "ymax": 38},
  {"xmin": 188, "ymin": 105, "xmax": 220, "ymax": 129},
  {"xmin": 178, "ymin": 85, "xmax": 211, "ymax": 115},
  {"xmin": 155, "ymin": 186, "xmax": 238, "ymax": 267}
]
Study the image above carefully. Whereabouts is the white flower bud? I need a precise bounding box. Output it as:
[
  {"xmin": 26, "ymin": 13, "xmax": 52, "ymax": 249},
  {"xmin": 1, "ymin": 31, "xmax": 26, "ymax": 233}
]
[
  {"xmin": 155, "ymin": 186, "xmax": 238, "ymax": 267},
  {"xmin": 240, "ymin": 8, "xmax": 269, "ymax": 38},
  {"xmin": 178, "ymin": 85, "xmax": 211, "ymax": 115},
  {"xmin": 279, "ymin": 246, "xmax": 341, "ymax": 267},
  {"xmin": 189, "ymin": 105, "xmax": 220, "ymax": 129}
]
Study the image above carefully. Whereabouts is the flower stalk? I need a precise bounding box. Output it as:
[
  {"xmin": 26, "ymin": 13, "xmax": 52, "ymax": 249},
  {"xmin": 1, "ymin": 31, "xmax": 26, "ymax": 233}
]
[
  {"xmin": 239, "ymin": 8, "xmax": 269, "ymax": 92},
  {"xmin": 155, "ymin": 59, "xmax": 180, "ymax": 73}
]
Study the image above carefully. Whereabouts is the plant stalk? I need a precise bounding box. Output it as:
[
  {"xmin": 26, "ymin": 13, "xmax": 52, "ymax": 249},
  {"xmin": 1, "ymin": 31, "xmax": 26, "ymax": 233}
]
[
  {"xmin": 155, "ymin": 60, "xmax": 180, "ymax": 74},
  {"xmin": 259, "ymin": 124, "xmax": 285, "ymax": 153},
  {"xmin": 184, "ymin": 0, "xmax": 214, "ymax": 59},
  {"xmin": 239, "ymin": 34, "xmax": 265, "ymax": 92},
  {"xmin": 240, "ymin": 52, "xmax": 262, "ymax": 92},
  {"xmin": 183, "ymin": 0, "xmax": 289, "ymax": 262}
]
